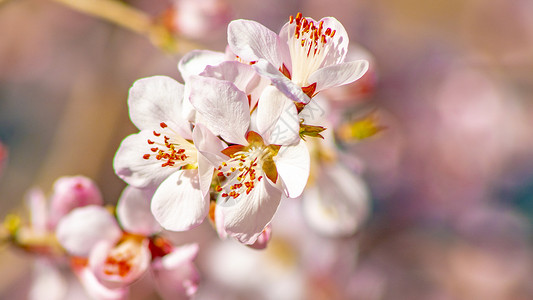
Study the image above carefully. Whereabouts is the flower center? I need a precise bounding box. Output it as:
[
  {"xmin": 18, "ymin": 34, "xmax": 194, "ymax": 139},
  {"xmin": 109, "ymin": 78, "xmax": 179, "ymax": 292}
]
[
  {"xmin": 103, "ymin": 237, "xmax": 144, "ymax": 278},
  {"xmin": 215, "ymin": 132, "xmax": 279, "ymax": 199},
  {"xmin": 287, "ymin": 13, "xmax": 336, "ymax": 87},
  {"xmin": 142, "ymin": 122, "xmax": 197, "ymax": 168}
]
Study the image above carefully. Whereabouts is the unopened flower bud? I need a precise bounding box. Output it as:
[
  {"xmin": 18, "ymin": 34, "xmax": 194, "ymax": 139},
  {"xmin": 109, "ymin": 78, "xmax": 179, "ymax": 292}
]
[{"xmin": 49, "ymin": 176, "xmax": 103, "ymax": 227}]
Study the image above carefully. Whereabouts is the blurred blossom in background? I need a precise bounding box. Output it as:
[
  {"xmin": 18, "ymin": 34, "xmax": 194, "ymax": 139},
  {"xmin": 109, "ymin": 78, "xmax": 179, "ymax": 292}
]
[{"xmin": 1, "ymin": 0, "xmax": 533, "ymax": 299}]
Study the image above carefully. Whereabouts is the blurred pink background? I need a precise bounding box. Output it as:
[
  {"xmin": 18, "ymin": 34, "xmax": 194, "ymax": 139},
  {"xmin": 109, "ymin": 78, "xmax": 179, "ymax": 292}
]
[{"xmin": 1, "ymin": 0, "xmax": 533, "ymax": 299}]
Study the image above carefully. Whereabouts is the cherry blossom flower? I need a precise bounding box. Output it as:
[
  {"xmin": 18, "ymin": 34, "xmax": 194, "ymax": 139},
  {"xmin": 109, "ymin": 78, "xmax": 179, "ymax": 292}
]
[
  {"xmin": 56, "ymin": 186, "xmax": 200, "ymax": 299},
  {"xmin": 113, "ymin": 76, "xmax": 212, "ymax": 231},
  {"xmin": 48, "ymin": 175, "xmax": 104, "ymax": 228},
  {"xmin": 227, "ymin": 13, "xmax": 369, "ymax": 104},
  {"xmin": 188, "ymin": 75, "xmax": 310, "ymax": 244}
]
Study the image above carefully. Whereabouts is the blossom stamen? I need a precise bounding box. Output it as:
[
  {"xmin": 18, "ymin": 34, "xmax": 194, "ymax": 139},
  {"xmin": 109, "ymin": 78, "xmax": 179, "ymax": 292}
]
[
  {"xmin": 287, "ymin": 13, "xmax": 337, "ymax": 87},
  {"xmin": 215, "ymin": 141, "xmax": 276, "ymax": 199},
  {"xmin": 142, "ymin": 122, "xmax": 196, "ymax": 168},
  {"xmin": 103, "ymin": 238, "xmax": 142, "ymax": 278}
]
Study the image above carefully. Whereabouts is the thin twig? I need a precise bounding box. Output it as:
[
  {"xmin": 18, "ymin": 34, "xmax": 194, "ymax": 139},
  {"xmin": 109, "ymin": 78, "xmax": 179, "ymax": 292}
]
[{"xmin": 51, "ymin": 0, "xmax": 203, "ymax": 53}]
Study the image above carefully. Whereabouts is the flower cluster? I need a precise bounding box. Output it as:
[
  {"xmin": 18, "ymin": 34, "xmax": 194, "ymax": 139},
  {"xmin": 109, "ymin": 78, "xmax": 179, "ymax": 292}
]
[
  {"xmin": 114, "ymin": 13, "xmax": 369, "ymax": 246},
  {"xmin": 2, "ymin": 176, "xmax": 199, "ymax": 300},
  {"xmin": 2, "ymin": 13, "xmax": 371, "ymax": 300}
]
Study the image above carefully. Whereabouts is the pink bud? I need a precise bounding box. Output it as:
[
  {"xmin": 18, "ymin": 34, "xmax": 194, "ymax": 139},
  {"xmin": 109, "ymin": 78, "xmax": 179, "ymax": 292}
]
[{"xmin": 49, "ymin": 176, "xmax": 103, "ymax": 228}]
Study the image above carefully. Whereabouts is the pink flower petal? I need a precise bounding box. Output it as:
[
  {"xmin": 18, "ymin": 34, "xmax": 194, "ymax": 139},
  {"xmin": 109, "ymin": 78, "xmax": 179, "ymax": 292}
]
[
  {"xmin": 151, "ymin": 244, "xmax": 201, "ymax": 300},
  {"xmin": 116, "ymin": 186, "xmax": 161, "ymax": 236}
]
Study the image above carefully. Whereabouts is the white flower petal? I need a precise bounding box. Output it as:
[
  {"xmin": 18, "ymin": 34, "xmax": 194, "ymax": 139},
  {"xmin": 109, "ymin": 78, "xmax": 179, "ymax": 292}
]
[
  {"xmin": 319, "ymin": 17, "xmax": 350, "ymax": 66},
  {"xmin": 228, "ymin": 19, "xmax": 283, "ymax": 67},
  {"xmin": 253, "ymin": 60, "xmax": 311, "ymax": 104},
  {"xmin": 275, "ymin": 140, "xmax": 310, "ymax": 198},
  {"xmin": 151, "ymin": 169, "xmax": 209, "ymax": 231},
  {"xmin": 128, "ymin": 76, "xmax": 187, "ymax": 133},
  {"xmin": 151, "ymin": 244, "xmax": 201, "ymax": 300},
  {"xmin": 56, "ymin": 206, "xmax": 122, "ymax": 257},
  {"xmin": 256, "ymin": 86, "xmax": 300, "ymax": 145},
  {"xmin": 308, "ymin": 60, "xmax": 369, "ymax": 93},
  {"xmin": 189, "ymin": 76, "xmax": 249, "ymax": 145},
  {"xmin": 302, "ymin": 163, "xmax": 370, "ymax": 236},
  {"xmin": 113, "ymin": 131, "xmax": 178, "ymax": 188},
  {"xmin": 178, "ymin": 49, "xmax": 227, "ymax": 80},
  {"xmin": 116, "ymin": 186, "xmax": 161, "ymax": 236},
  {"xmin": 219, "ymin": 178, "xmax": 282, "ymax": 244}
]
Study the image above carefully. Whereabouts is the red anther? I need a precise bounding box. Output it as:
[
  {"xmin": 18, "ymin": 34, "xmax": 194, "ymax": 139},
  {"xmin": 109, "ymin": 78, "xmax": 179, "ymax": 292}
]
[
  {"xmin": 143, "ymin": 154, "xmax": 150, "ymax": 159},
  {"xmin": 258, "ymin": 176, "xmax": 263, "ymax": 181},
  {"xmin": 147, "ymin": 139, "xmax": 155, "ymax": 144},
  {"xmin": 289, "ymin": 15, "xmax": 294, "ymax": 23},
  {"xmin": 222, "ymin": 193, "xmax": 228, "ymax": 197},
  {"xmin": 151, "ymin": 147, "xmax": 158, "ymax": 152},
  {"xmin": 296, "ymin": 12, "xmax": 302, "ymax": 20},
  {"xmin": 217, "ymin": 172, "xmax": 224, "ymax": 176},
  {"xmin": 331, "ymin": 30, "xmax": 336, "ymax": 37},
  {"xmin": 160, "ymin": 122, "xmax": 168, "ymax": 128},
  {"xmin": 215, "ymin": 185, "xmax": 222, "ymax": 192},
  {"xmin": 153, "ymin": 131, "xmax": 161, "ymax": 137}
]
